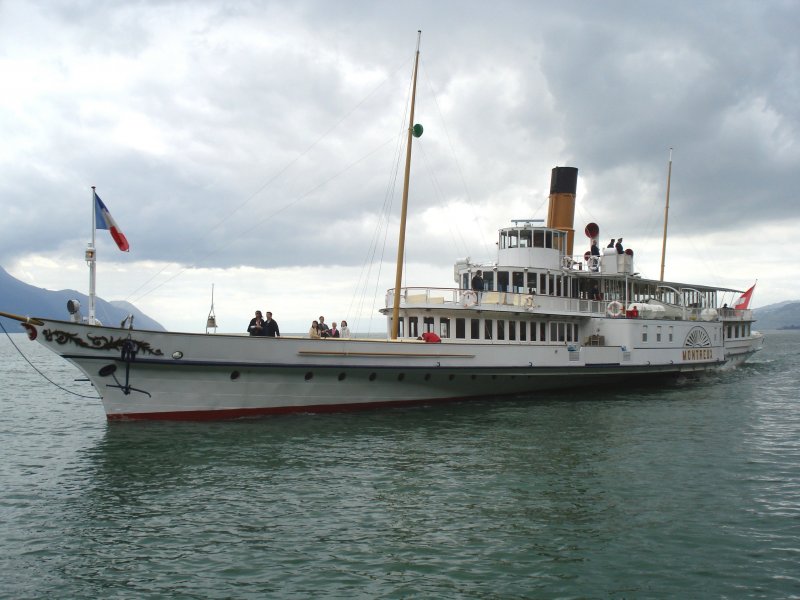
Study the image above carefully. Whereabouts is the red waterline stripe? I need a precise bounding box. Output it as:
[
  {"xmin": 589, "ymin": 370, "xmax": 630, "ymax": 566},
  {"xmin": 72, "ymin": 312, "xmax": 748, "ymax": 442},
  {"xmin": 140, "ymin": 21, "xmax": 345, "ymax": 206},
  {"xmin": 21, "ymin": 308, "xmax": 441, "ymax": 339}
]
[{"xmin": 106, "ymin": 395, "xmax": 474, "ymax": 421}]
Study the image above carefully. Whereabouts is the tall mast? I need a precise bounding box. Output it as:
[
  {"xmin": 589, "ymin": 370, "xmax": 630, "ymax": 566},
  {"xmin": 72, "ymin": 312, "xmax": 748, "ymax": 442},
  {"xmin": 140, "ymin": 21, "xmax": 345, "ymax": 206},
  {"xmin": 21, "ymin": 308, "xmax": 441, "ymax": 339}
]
[
  {"xmin": 659, "ymin": 148, "xmax": 673, "ymax": 281},
  {"xmin": 391, "ymin": 31, "xmax": 422, "ymax": 340}
]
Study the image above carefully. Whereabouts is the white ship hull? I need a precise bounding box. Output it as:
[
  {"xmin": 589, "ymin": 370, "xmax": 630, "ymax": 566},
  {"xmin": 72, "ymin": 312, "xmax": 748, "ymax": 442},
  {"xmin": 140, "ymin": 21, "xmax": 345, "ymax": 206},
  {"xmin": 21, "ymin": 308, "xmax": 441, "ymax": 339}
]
[{"xmin": 17, "ymin": 316, "xmax": 757, "ymax": 420}]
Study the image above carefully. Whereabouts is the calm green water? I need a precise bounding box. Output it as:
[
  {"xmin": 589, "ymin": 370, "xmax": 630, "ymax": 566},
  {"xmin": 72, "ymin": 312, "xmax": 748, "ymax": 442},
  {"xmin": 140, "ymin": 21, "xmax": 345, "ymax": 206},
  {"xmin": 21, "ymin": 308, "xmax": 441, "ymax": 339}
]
[{"xmin": 1, "ymin": 331, "xmax": 798, "ymax": 599}]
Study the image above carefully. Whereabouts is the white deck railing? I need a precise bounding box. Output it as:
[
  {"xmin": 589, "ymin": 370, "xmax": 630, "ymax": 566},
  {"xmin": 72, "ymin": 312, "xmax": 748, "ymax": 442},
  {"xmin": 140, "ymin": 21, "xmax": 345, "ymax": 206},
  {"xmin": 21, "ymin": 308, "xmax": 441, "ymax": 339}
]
[{"xmin": 385, "ymin": 287, "xmax": 752, "ymax": 322}]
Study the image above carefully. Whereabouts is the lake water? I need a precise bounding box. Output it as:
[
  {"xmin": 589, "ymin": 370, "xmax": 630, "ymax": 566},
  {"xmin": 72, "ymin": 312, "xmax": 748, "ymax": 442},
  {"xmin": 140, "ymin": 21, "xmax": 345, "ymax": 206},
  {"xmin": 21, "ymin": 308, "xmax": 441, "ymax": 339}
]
[{"xmin": 1, "ymin": 330, "xmax": 798, "ymax": 598}]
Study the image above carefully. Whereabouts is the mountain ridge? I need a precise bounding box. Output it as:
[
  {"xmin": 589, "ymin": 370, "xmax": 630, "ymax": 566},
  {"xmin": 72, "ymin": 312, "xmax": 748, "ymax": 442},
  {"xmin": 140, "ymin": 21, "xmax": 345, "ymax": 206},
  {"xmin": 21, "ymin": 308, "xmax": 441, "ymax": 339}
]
[{"xmin": 0, "ymin": 266, "xmax": 165, "ymax": 331}]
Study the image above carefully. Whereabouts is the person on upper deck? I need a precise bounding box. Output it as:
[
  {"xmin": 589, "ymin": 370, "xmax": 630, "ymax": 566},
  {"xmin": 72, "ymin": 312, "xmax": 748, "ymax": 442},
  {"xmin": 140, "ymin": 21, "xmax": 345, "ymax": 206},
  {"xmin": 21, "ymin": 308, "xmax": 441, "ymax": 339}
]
[
  {"xmin": 318, "ymin": 316, "xmax": 330, "ymax": 337},
  {"xmin": 329, "ymin": 322, "xmax": 340, "ymax": 338},
  {"xmin": 471, "ymin": 270, "xmax": 484, "ymax": 292},
  {"xmin": 607, "ymin": 238, "xmax": 615, "ymax": 248},
  {"xmin": 615, "ymin": 238, "xmax": 624, "ymax": 254},
  {"xmin": 591, "ymin": 240, "xmax": 600, "ymax": 256},
  {"xmin": 263, "ymin": 311, "xmax": 280, "ymax": 337},
  {"xmin": 309, "ymin": 320, "xmax": 321, "ymax": 338},
  {"xmin": 340, "ymin": 320, "xmax": 351, "ymax": 338},
  {"xmin": 247, "ymin": 310, "xmax": 265, "ymax": 336}
]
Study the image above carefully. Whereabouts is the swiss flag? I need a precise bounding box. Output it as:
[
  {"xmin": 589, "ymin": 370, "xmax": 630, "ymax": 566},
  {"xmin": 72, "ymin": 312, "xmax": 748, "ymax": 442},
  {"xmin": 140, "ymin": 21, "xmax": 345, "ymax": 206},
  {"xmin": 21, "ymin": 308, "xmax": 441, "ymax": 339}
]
[{"xmin": 733, "ymin": 283, "xmax": 756, "ymax": 310}]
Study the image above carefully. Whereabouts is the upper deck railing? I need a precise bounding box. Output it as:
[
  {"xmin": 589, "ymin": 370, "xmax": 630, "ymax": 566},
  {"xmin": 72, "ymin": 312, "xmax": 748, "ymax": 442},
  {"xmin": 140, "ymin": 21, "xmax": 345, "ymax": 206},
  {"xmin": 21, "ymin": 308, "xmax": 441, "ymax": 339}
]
[{"xmin": 385, "ymin": 287, "xmax": 754, "ymax": 322}]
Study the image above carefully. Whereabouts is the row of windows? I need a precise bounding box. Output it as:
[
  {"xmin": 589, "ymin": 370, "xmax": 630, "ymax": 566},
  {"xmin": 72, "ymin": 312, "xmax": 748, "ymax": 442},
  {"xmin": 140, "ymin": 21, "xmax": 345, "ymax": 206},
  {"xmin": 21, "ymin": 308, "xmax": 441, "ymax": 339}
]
[
  {"xmin": 641, "ymin": 325, "xmax": 674, "ymax": 343},
  {"xmin": 499, "ymin": 228, "xmax": 567, "ymax": 250},
  {"xmin": 398, "ymin": 316, "xmax": 579, "ymax": 343},
  {"xmin": 726, "ymin": 323, "xmax": 751, "ymax": 339},
  {"xmin": 461, "ymin": 270, "xmax": 576, "ymax": 296}
]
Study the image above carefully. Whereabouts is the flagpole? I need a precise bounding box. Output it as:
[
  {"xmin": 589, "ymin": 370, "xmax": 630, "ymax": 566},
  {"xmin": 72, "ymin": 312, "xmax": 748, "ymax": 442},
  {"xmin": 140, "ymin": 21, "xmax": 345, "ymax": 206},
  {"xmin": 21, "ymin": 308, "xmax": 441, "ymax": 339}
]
[{"xmin": 88, "ymin": 186, "xmax": 98, "ymax": 325}]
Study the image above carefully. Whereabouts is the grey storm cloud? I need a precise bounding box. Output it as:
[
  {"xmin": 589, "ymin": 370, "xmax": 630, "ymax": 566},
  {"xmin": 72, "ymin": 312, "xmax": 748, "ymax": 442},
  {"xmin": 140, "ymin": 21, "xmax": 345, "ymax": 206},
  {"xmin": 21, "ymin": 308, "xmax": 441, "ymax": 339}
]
[{"xmin": 1, "ymin": 0, "xmax": 799, "ymax": 273}]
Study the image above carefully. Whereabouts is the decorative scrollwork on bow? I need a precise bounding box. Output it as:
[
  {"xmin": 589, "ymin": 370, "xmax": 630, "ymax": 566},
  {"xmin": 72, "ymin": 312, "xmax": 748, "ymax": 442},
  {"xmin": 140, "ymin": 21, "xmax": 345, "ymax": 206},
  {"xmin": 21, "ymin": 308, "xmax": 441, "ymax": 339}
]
[{"xmin": 42, "ymin": 329, "xmax": 164, "ymax": 356}]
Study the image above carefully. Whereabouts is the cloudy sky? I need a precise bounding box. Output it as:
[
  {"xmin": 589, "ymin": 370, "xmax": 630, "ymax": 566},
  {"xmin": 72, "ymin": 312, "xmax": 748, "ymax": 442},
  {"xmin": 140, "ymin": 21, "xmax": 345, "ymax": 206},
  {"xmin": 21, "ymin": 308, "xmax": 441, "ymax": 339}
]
[{"xmin": 2, "ymin": 0, "xmax": 798, "ymax": 332}]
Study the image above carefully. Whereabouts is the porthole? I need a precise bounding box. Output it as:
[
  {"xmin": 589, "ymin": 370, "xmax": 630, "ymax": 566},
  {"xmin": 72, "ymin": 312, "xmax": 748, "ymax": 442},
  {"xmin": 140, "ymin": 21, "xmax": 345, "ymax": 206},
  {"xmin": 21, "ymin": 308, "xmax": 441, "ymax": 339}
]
[
  {"xmin": 338, "ymin": 372, "xmax": 346, "ymax": 381},
  {"xmin": 369, "ymin": 373, "xmax": 377, "ymax": 381},
  {"xmin": 398, "ymin": 373, "xmax": 405, "ymax": 381},
  {"xmin": 98, "ymin": 364, "xmax": 117, "ymax": 377},
  {"xmin": 230, "ymin": 371, "xmax": 240, "ymax": 380},
  {"xmin": 171, "ymin": 351, "xmax": 183, "ymax": 360},
  {"xmin": 304, "ymin": 372, "xmax": 313, "ymax": 381}
]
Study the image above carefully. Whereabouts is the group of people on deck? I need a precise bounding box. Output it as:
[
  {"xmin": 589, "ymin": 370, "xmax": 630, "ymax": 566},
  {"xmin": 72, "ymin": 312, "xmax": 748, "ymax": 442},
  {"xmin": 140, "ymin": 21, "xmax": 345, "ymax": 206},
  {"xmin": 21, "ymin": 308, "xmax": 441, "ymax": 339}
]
[
  {"xmin": 590, "ymin": 237, "xmax": 625, "ymax": 257},
  {"xmin": 247, "ymin": 310, "xmax": 280, "ymax": 337},
  {"xmin": 247, "ymin": 311, "xmax": 352, "ymax": 338},
  {"xmin": 309, "ymin": 316, "xmax": 350, "ymax": 339}
]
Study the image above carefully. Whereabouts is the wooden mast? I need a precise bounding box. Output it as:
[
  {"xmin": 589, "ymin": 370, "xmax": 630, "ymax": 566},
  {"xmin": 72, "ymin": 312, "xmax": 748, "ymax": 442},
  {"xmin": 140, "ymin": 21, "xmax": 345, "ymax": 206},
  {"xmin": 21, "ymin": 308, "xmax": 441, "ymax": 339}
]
[
  {"xmin": 659, "ymin": 148, "xmax": 673, "ymax": 281},
  {"xmin": 391, "ymin": 31, "xmax": 422, "ymax": 340}
]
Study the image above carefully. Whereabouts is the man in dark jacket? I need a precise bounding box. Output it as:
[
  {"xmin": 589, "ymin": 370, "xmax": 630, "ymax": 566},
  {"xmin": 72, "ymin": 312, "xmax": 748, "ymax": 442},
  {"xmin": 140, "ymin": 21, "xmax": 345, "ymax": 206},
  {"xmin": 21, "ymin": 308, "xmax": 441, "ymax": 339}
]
[{"xmin": 263, "ymin": 311, "xmax": 280, "ymax": 337}]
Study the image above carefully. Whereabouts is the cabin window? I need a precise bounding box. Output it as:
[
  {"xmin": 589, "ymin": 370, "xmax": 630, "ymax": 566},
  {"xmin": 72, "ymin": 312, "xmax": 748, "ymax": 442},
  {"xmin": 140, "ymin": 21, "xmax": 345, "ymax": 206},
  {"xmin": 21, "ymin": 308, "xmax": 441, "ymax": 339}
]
[
  {"xmin": 529, "ymin": 322, "xmax": 537, "ymax": 341},
  {"xmin": 497, "ymin": 320, "xmax": 505, "ymax": 341},
  {"xmin": 484, "ymin": 271, "xmax": 495, "ymax": 291},
  {"xmin": 462, "ymin": 273, "xmax": 470, "ymax": 289},
  {"xmin": 549, "ymin": 274, "xmax": 556, "ymax": 296},
  {"xmin": 540, "ymin": 322, "xmax": 547, "ymax": 341},
  {"xmin": 540, "ymin": 273, "xmax": 547, "ymax": 295},
  {"xmin": 546, "ymin": 231, "xmax": 554, "ymax": 248},
  {"xmin": 533, "ymin": 230, "xmax": 544, "ymax": 247},
  {"xmin": 440, "ymin": 318, "xmax": 450, "ymax": 339},
  {"xmin": 509, "ymin": 320, "xmax": 517, "ymax": 341},
  {"xmin": 397, "ymin": 317, "xmax": 404, "ymax": 337},
  {"xmin": 455, "ymin": 318, "xmax": 466, "ymax": 339},
  {"xmin": 470, "ymin": 318, "xmax": 480, "ymax": 340},
  {"xmin": 519, "ymin": 321, "xmax": 527, "ymax": 341},
  {"xmin": 423, "ymin": 316, "xmax": 435, "ymax": 333},
  {"xmin": 726, "ymin": 325, "xmax": 732, "ymax": 339},
  {"xmin": 497, "ymin": 271, "xmax": 509, "ymax": 292},
  {"xmin": 484, "ymin": 320, "xmax": 493, "ymax": 340},
  {"xmin": 657, "ymin": 326, "xmax": 662, "ymax": 342},
  {"xmin": 550, "ymin": 322, "xmax": 557, "ymax": 342},
  {"xmin": 499, "ymin": 231, "xmax": 506, "ymax": 249},
  {"xmin": 408, "ymin": 317, "xmax": 418, "ymax": 338},
  {"xmin": 508, "ymin": 230, "xmax": 519, "ymax": 248},
  {"xmin": 520, "ymin": 230, "xmax": 532, "ymax": 247},
  {"xmin": 573, "ymin": 323, "xmax": 579, "ymax": 341},
  {"xmin": 642, "ymin": 325, "xmax": 648, "ymax": 342},
  {"xmin": 669, "ymin": 326, "xmax": 674, "ymax": 342},
  {"xmin": 556, "ymin": 276, "xmax": 563, "ymax": 297},
  {"xmin": 525, "ymin": 272, "xmax": 536, "ymax": 293},
  {"xmin": 513, "ymin": 271, "xmax": 525, "ymax": 293}
]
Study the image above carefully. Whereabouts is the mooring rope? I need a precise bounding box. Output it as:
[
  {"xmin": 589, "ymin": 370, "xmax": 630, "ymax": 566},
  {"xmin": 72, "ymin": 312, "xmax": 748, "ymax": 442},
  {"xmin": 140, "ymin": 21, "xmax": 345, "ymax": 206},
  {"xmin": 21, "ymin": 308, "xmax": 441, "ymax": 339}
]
[{"xmin": 0, "ymin": 320, "xmax": 100, "ymax": 399}]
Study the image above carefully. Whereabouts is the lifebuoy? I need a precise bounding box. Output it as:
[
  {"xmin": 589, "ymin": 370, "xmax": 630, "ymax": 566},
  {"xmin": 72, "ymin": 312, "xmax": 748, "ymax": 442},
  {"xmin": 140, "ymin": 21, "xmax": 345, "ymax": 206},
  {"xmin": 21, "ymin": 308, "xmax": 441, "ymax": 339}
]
[
  {"xmin": 462, "ymin": 290, "xmax": 477, "ymax": 307},
  {"xmin": 587, "ymin": 256, "xmax": 600, "ymax": 271},
  {"xmin": 606, "ymin": 301, "xmax": 624, "ymax": 317},
  {"xmin": 524, "ymin": 295, "xmax": 535, "ymax": 309},
  {"xmin": 561, "ymin": 256, "xmax": 574, "ymax": 269}
]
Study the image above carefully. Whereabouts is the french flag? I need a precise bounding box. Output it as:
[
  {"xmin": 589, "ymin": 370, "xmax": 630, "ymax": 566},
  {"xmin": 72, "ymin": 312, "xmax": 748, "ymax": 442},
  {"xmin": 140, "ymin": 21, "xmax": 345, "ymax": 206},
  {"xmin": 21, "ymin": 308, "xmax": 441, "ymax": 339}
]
[{"xmin": 94, "ymin": 191, "xmax": 129, "ymax": 252}]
